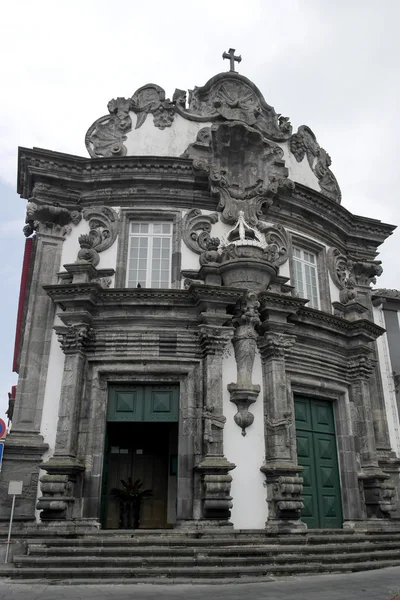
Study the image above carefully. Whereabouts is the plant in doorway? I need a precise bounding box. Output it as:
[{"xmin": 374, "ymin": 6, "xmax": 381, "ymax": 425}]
[{"xmin": 110, "ymin": 477, "xmax": 152, "ymax": 529}]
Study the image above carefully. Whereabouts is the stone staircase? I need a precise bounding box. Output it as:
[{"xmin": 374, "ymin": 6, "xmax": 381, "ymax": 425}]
[{"xmin": 5, "ymin": 529, "xmax": 400, "ymax": 583}]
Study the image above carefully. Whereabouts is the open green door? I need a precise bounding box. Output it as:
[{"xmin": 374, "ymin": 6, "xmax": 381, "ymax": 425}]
[{"xmin": 295, "ymin": 397, "xmax": 343, "ymax": 529}]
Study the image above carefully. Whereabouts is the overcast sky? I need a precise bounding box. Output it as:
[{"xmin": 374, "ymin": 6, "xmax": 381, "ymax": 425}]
[{"xmin": 0, "ymin": 0, "xmax": 399, "ymax": 418}]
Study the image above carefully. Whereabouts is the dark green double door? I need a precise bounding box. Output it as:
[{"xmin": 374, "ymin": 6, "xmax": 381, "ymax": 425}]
[{"xmin": 295, "ymin": 397, "xmax": 343, "ymax": 529}]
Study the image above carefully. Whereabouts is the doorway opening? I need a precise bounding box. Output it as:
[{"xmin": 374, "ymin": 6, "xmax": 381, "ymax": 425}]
[
  {"xmin": 295, "ymin": 396, "xmax": 343, "ymax": 529},
  {"xmin": 101, "ymin": 384, "xmax": 179, "ymax": 529}
]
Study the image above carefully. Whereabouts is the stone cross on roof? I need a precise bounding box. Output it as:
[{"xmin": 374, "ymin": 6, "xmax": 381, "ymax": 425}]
[{"xmin": 222, "ymin": 48, "xmax": 242, "ymax": 72}]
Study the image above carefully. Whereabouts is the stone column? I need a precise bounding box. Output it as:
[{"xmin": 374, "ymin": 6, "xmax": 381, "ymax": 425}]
[
  {"xmin": 195, "ymin": 322, "xmax": 236, "ymax": 525},
  {"xmin": 37, "ymin": 322, "xmax": 92, "ymax": 521},
  {"xmin": 349, "ymin": 261, "xmax": 392, "ymax": 452},
  {"xmin": 258, "ymin": 331, "xmax": 305, "ymax": 532},
  {"xmin": 347, "ymin": 352, "xmax": 396, "ymax": 519},
  {"xmin": 2, "ymin": 207, "xmax": 80, "ymax": 521}
]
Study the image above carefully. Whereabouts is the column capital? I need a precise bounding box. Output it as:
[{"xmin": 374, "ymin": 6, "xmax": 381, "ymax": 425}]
[
  {"xmin": 257, "ymin": 332, "xmax": 296, "ymax": 361},
  {"xmin": 198, "ymin": 325, "xmax": 233, "ymax": 356},
  {"xmin": 347, "ymin": 355, "xmax": 376, "ymax": 381},
  {"xmin": 55, "ymin": 324, "xmax": 94, "ymax": 354}
]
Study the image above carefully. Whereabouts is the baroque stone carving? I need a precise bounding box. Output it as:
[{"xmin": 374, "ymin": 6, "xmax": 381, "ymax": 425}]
[
  {"xmin": 290, "ymin": 125, "xmax": 341, "ymax": 203},
  {"xmin": 23, "ymin": 201, "xmax": 82, "ymax": 237},
  {"xmin": 77, "ymin": 234, "xmax": 100, "ymax": 267},
  {"xmin": 182, "ymin": 208, "xmax": 219, "ymax": 255},
  {"xmin": 185, "ymin": 121, "xmax": 294, "ymax": 230},
  {"xmin": 202, "ymin": 406, "xmax": 226, "ymax": 455},
  {"xmin": 257, "ymin": 333, "xmax": 296, "ymax": 360},
  {"xmin": 349, "ymin": 260, "xmax": 383, "ymax": 287},
  {"xmin": 178, "ymin": 72, "xmax": 292, "ymax": 142},
  {"xmin": 228, "ymin": 292, "xmax": 261, "ymax": 435},
  {"xmin": 327, "ymin": 247, "xmax": 357, "ymax": 304},
  {"xmin": 55, "ymin": 324, "xmax": 94, "ymax": 354},
  {"xmin": 85, "ymin": 96, "xmax": 132, "ymax": 158},
  {"xmin": 85, "ymin": 85, "xmax": 178, "ymax": 156},
  {"xmin": 80, "ymin": 206, "xmax": 119, "ymax": 262}
]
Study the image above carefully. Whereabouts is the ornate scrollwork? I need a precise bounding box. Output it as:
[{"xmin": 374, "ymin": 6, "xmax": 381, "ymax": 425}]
[
  {"xmin": 263, "ymin": 224, "xmax": 289, "ymax": 266},
  {"xmin": 328, "ymin": 247, "xmax": 383, "ymax": 299},
  {"xmin": 179, "ymin": 72, "xmax": 292, "ymax": 142},
  {"xmin": 82, "ymin": 206, "xmax": 119, "ymax": 255},
  {"xmin": 182, "ymin": 208, "xmax": 219, "ymax": 255},
  {"xmin": 327, "ymin": 247, "xmax": 358, "ymax": 304},
  {"xmin": 185, "ymin": 121, "xmax": 294, "ymax": 231},
  {"xmin": 85, "ymin": 96, "xmax": 132, "ymax": 158},
  {"xmin": 290, "ymin": 125, "xmax": 341, "ymax": 203}
]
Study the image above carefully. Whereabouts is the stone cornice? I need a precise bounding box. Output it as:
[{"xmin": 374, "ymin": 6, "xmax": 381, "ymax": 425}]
[
  {"xmin": 18, "ymin": 147, "xmax": 395, "ymax": 255},
  {"xmin": 17, "ymin": 147, "xmax": 205, "ymax": 203},
  {"xmin": 271, "ymin": 184, "xmax": 395, "ymax": 257},
  {"xmin": 292, "ymin": 307, "xmax": 385, "ymax": 340},
  {"xmin": 44, "ymin": 284, "xmax": 196, "ymax": 308}
]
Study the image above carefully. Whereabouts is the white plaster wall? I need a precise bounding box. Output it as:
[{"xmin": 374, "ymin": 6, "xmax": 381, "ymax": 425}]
[
  {"xmin": 328, "ymin": 274, "xmax": 340, "ymax": 304},
  {"xmin": 125, "ymin": 113, "xmax": 212, "ymax": 157},
  {"xmin": 279, "ymin": 141, "xmax": 320, "ymax": 192},
  {"xmin": 373, "ymin": 304, "xmax": 400, "ymax": 456},
  {"xmin": 223, "ymin": 344, "xmax": 267, "ymax": 528}
]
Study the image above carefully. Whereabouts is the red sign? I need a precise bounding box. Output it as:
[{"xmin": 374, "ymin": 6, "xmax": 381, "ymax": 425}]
[{"xmin": 0, "ymin": 418, "xmax": 7, "ymax": 439}]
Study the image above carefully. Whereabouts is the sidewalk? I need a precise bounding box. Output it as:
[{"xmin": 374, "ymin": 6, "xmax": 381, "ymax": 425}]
[{"xmin": 0, "ymin": 566, "xmax": 399, "ymax": 600}]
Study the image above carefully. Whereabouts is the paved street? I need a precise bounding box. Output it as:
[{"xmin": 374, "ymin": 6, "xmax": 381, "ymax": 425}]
[{"xmin": 0, "ymin": 567, "xmax": 399, "ymax": 600}]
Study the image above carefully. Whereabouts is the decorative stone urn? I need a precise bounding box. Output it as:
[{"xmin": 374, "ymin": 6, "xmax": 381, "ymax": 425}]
[{"xmin": 219, "ymin": 212, "xmax": 278, "ymax": 291}]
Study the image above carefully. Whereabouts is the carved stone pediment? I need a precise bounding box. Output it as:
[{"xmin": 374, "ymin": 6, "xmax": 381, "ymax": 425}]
[{"xmin": 179, "ymin": 72, "xmax": 292, "ymax": 142}]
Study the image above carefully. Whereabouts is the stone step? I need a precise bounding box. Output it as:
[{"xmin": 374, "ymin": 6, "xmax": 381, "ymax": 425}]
[
  {"xmin": 14, "ymin": 548, "xmax": 400, "ymax": 568},
  {"xmin": 7, "ymin": 559, "xmax": 400, "ymax": 580},
  {"xmin": 25, "ymin": 540, "xmax": 400, "ymax": 556},
  {"xmin": 24, "ymin": 532, "xmax": 400, "ymax": 547}
]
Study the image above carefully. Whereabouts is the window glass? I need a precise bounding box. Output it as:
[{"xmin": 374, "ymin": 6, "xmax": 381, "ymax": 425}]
[
  {"xmin": 127, "ymin": 222, "xmax": 172, "ymax": 288},
  {"xmin": 292, "ymin": 247, "xmax": 320, "ymax": 309}
]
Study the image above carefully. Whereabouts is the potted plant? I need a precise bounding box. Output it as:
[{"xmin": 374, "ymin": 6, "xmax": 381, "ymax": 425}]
[{"xmin": 110, "ymin": 477, "xmax": 152, "ymax": 529}]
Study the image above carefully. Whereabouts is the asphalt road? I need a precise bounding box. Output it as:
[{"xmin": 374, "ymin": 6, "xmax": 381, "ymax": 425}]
[{"xmin": 0, "ymin": 567, "xmax": 399, "ymax": 600}]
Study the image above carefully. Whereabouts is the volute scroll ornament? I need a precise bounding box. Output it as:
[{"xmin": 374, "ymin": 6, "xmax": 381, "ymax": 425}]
[
  {"xmin": 327, "ymin": 247, "xmax": 357, "ymax": 305},
  {"xmin": 290, "ymin": 125, "xmax": 341, "ymax": 203},
  {"xmin": 182, "ymin": 209, "xmax": 219, "ymax": 256}
]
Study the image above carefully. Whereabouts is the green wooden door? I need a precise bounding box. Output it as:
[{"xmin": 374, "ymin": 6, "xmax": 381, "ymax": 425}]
[
  {"xmin": 107, "ymin": 385, "xmax": 179, "ymax": 422},
  {"xmin": 295, "ymin": 397, "xmax": 343, "ymax": 529}
]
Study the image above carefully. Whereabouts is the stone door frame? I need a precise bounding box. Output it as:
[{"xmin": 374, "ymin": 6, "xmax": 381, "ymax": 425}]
[
  {"xmin": 79, "ymin": 359, "xmax": 202, "ymax": 526},
  {"xmin": 289, "ymin": 376, "xmax": 364, "ymax": 524}
]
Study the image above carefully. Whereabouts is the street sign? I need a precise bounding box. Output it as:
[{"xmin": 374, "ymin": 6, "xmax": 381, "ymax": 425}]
[
  {"xmin": 8, "ymin": 481, "xmax": 23, "ymax": 496},
  {"xmin": 0, "ymin": 418, "xmax": 6, "ymax": 439},
  {"xmin": 5, "ymin": 481, "xmax": 23, "ymax": 564}
]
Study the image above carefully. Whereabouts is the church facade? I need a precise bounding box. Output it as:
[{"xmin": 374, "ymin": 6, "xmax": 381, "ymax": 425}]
[{"xmin": 3, "ymin": 56, "xmax": 400, "ymax": 533}]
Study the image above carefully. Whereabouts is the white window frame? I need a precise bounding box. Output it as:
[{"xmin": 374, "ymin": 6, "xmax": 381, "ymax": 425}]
[
  {"xmin": 126, "ymin": 221, "xmax": 173, "ymax": 289},
  {"xmin": 292, "ymin": 246, "xmax": 320, "ymax": 309}
]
